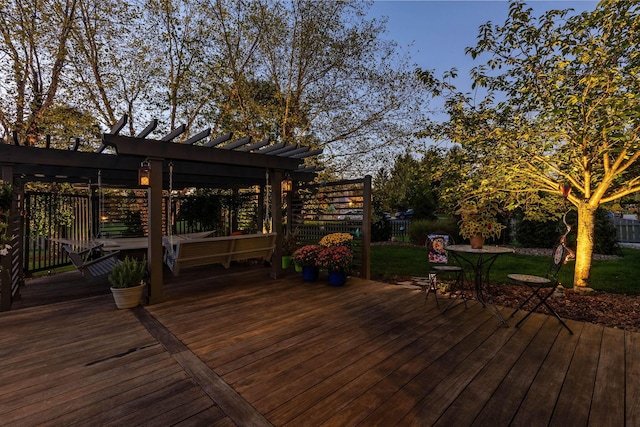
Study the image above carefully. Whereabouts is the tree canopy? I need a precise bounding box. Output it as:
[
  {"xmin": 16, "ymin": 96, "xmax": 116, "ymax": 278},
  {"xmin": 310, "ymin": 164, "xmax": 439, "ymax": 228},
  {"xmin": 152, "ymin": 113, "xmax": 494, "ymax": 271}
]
[
  {"xmin": 418, "ymin": 0, "xmax": 640, "ymax": 289},
  {"xmin": 0, "ymin": 0, "xmax": 428, "ymax": 174}
]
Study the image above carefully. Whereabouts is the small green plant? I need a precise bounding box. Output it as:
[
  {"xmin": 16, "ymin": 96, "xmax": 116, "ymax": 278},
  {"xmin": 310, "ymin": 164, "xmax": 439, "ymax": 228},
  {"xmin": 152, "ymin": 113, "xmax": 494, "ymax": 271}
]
[
  {"xmin": 282, "ymin": 229, "xmax": 299, "ymax": 256},
  {"xmin": 108, "ymin": 256, "xmax": 147, "ymax": 288}
]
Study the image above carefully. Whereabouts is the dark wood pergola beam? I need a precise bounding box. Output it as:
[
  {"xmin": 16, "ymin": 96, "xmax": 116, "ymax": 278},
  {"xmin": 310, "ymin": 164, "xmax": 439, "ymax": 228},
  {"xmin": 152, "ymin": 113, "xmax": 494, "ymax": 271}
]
[
  {"xmin": 3, "ymin": 145, "xmax": 293, "ymax": 189},
  {"xmin": 103, "ymin": 134, "xmax": 302, "ymax": 171},
  {"xmin": 160, "ymin": 125, "xmax": 187, "ymax": 142},
  {"xmin": 239, "ymin": 138, "xmax": 269, "ymax": 152},
  {"xmin": 182, "ymin": 128, "xmax": 211, "ymax": 145},
  {"xmin": 204, "ymin": 133, "xmax": 233, "ymax": 147}
]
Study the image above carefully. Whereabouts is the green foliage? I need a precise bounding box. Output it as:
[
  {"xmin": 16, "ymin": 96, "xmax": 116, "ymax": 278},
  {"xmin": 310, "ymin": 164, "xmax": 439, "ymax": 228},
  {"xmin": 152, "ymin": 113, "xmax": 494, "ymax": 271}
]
[
  {"xmin": 177, "ymin": 190, "xmax": 223, "ymax": 232},
  {"xmin": 455, "ymin": 199, "xmax": 506, "ymax": 240},
  {"xmin": 108, "ymin": 256, "xmax": 147, "ymax": 289},
  {"xmin": 282, "ymin": 230, "xmax": 299, "ymax": 256},
  {"xmin": 27, "ymin": 193, "xmax": 74, "ymax": 238},
  {"xmin": 0, "ymin": 183, "xmax": 12, "ymax": 211},
  {"xmin": 373, "ymin": 149, "xmax": 441, "ymax": 218},
  {"xmin": 593, "ymin": 209, "xmax": 621, "ymax": 256},
  {"xmin": 515, "ymin": 219, "xmax": 561, "ymax": 248},
  {"xmin": 123, "ymin": 209, "xmax": 144, "ymax": 237},
  {"xmin": 516, "ymin": 209, "xmax": 620, "ymax": 256},
  {"xmin": 0, "ymin": 183, "xmax": 11, "ymax": 250},
  {"xmin": 409, "ymin": 218, "xmax": 458, "ymax": 246},
  {"xmin": 371, "ymin": 198, "xmax": 391, "ymax": 242},
  {"xmin": 417, "ymin": 0, "xmax": 640, "ymax": 286}
]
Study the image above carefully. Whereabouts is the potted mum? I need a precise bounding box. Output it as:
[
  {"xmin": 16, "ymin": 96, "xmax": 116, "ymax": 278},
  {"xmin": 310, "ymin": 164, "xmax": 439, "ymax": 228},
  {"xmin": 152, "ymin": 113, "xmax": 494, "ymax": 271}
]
[
  {"xmin": 108, "ymin": 256, "xmax": 147, "ymax": 309},
  {"xmin": 319, "ymin": 232, "xmax": 353, "ymax": 248},
  {"xmin": 316, "ymin": 245, "xmax": 353, "ymax": 286},
  {"xmin": 292, "ymin": 244, "xmax": 323, "ymax": 281},
  {"xmin": 455, "ymin": 200, "xmax": 506, "ymax": 248}
]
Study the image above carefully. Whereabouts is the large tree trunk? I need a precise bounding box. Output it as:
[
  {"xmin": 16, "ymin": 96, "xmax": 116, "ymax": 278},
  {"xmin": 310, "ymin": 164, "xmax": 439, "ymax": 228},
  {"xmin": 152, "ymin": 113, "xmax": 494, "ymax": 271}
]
[{"xmin": 574, "ymin": 202, "xmax": 596, "ymax": 290}]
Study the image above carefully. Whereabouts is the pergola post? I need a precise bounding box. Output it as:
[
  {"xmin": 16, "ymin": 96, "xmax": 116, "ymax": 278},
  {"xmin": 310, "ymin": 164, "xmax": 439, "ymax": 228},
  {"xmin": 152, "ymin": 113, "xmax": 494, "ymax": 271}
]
[
  {"xmin": 271, "ymin": 169, "xmax": 283, "ymax": 278},
  {"xmin": 285, "ymin": 177, "xmax": 293, "ymax": 233},
  {"xmin": 362, "ymin": 175, "xmax": 372, "ymax": 280},
  {"xmin": 146, "ymin": 157, "xmax": 164, "ymax": 304},
  {"xmin": 1, "ymin": 164, "xmax": 14, "ymax": 311}
]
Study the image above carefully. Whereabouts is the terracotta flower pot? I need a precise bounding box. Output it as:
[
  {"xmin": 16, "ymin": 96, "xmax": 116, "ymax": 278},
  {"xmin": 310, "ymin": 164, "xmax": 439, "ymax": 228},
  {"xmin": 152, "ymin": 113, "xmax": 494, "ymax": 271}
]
[{"xmin": 470, "ymin": 234, "xmax": 484, "ymax": 249}]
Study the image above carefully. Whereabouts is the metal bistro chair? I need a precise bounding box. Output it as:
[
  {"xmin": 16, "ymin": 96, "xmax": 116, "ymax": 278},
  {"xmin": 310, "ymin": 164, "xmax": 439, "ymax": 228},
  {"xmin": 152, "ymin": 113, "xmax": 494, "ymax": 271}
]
[
  {"xmin": 425, "ymin": 233, "xmax": 466, "ymax": 310},
  {"xmin": 507, "ymin": 235, "xmax": 575, "ymax": 334}
]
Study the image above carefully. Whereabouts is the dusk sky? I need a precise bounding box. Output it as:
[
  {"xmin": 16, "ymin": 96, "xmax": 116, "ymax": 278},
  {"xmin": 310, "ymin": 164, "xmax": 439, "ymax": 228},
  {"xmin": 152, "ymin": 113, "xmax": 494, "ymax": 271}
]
[{"xmin": 368, "ymin": 1, "xmax": 599, "ymax": 93}]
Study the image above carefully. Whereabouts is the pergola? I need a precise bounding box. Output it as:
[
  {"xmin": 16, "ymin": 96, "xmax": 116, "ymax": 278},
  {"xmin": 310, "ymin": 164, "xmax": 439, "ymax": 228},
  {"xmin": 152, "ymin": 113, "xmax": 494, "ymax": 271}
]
[{"xmin": 0, "ymin": 115, "xmax": 322, "ymax": 307}]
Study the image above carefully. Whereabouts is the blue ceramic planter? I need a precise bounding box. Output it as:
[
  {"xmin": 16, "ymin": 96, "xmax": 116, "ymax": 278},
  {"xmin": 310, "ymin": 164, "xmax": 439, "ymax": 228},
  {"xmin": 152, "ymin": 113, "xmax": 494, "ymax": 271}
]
[
  {"xmin": 328, "ymin": 270, "xmax": 347, "ymax": 286},
  {"xmin": 302, "ymin": 266, "xmax": 319, "ymax": 282}
]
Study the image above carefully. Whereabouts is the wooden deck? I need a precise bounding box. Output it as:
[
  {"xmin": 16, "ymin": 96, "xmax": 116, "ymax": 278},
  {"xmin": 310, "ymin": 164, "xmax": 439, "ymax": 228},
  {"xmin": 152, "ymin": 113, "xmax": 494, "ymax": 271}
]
[{"xmin": 1, "ymin": 265, "xmax": 639, "ymax": 426}]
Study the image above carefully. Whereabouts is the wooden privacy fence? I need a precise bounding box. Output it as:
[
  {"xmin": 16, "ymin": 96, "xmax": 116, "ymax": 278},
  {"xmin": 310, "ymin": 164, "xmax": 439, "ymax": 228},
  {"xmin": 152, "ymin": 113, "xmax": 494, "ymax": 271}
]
[
  {"xmin": 289, "ymin": 177, "xmax": 371, "ymax": 278},
  {"xmin": 613, "ymin": 218, "xmax": 640, "ymax": 243},
  {"xmin": 1, "ymin": 185, "xmax": 23, "ymax": 311}
]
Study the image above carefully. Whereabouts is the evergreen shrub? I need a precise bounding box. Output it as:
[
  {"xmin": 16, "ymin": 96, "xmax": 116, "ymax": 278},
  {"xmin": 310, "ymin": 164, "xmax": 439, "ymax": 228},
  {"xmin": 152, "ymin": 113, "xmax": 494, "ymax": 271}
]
[{"xmin": 409, "ymin": 218, "xmax": 458, "ymax": 246}]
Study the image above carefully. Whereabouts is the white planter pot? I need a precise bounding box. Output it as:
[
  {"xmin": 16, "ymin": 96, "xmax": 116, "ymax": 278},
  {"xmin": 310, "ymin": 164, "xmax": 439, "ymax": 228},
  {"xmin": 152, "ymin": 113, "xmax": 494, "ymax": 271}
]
[{"xmin": 110, "ymin": 283, "xmax": 146, "ymax": 309}]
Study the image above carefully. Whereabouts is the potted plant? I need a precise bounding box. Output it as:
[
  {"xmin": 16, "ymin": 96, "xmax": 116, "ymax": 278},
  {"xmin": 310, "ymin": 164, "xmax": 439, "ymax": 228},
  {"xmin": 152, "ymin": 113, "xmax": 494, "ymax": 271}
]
[
  {"xmin": 108, "ymin": 256, "xmax": 147, "ymax": 309},
  {"xmin": 455, "ymin": 200, "xmax": 506, "ymax": 248},
  {"xmin": 316, "ymin": 245, "xmax": 353, "ymax": 286},
  {"xmin": 319, "ymin": 232, "xmax": 353, "ymax": 248},
  {"xmin": 281, "ymin": 229, "xmax": 299, "ymax": 269},
  {"xmin": 292, "ymin": 244, "xmax": 323, "ymax": 281}
]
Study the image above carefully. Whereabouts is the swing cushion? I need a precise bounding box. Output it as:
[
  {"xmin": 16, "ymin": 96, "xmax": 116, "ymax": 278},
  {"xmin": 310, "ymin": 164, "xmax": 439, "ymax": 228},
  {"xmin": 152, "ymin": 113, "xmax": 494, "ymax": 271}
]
[
  {"xmin": 163, "ymin": 233, "xmax": 277, "ymax": 275},
  {"xmin": 63, "ymin": 245, "xmax": 122, "ymax": 281}
]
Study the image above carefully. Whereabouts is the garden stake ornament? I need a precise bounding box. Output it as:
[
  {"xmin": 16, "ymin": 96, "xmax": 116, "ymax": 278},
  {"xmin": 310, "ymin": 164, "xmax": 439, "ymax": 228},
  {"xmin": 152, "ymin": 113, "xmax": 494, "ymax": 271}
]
[{"xmin": 558, "ymin": 183, "xmax": 576, "ymax": 263}]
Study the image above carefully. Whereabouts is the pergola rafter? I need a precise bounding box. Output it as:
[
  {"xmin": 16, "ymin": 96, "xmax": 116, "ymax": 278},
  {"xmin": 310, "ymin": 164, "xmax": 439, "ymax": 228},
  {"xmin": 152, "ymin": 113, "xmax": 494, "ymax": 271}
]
[{"xmin": 0, "ymin": 115, "xmax": 323, "ymax": 309}]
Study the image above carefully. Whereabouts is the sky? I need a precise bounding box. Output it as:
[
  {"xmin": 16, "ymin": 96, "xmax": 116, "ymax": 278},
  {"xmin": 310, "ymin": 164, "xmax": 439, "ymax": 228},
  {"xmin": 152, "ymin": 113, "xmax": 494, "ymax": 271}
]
[{"xmin": 367, "ymin": 0, "xmax": 599, "ymax": 94}]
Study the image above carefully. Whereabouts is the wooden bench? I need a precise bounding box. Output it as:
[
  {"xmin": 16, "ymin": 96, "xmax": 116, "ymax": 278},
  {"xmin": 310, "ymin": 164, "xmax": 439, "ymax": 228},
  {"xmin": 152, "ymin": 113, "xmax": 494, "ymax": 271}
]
[
  {"xmin": 163, "ymin": 233, "xmax": 277, "ymax": 275},
  {"xmin": 96, "ymin": 231, "xmax": 216, "ymax": 251},
  {"xmin": 63, "ymin": 244, "xmax": 122, "ymax": 281}
]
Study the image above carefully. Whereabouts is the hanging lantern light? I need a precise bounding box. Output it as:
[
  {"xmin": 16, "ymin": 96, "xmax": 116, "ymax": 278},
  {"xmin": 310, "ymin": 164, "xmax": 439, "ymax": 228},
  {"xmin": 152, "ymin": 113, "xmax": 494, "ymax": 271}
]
[
  {"xmin": 281, "ymin": 179, "xmax": 292, "ymax": 192},
  {"xmin": 138, "ymin": 160, "xmax": 151, "ymax": 187}
]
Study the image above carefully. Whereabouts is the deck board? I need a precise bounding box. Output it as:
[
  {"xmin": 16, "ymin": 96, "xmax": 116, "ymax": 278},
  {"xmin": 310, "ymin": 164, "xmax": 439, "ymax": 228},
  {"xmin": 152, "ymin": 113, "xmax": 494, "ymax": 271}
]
[
  {"xmin": 1, "ymin": 265, "xmax": 637, "ymax": 426},
  {"xmin": 626, "ymin": 331, "xmax": 640, "ymax": 426}
]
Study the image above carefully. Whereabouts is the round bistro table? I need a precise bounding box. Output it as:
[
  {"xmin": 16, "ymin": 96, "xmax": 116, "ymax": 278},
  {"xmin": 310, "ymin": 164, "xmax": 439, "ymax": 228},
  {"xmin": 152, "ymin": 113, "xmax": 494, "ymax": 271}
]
[{"xmin": 445, "ymin": 244, "xmax": 515, "ymax": 325}]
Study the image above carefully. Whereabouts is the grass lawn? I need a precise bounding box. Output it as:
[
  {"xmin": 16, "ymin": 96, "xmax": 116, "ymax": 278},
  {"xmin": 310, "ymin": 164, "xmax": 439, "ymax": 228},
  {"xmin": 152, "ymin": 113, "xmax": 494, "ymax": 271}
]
[{"xmin": 371, "ymin": 244, "xmax": 640, "ymax": 295}]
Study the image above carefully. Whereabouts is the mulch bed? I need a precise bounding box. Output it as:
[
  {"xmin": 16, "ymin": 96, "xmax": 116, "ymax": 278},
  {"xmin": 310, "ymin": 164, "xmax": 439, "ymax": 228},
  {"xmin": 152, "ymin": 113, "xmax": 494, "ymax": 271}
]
[
  {"xmin": 488, "ymin": 283, "xmax": 640, "ymax": 332},
  {"xmin": 377, "ymin": 244, "xmax": 639, "ymax": 332},
  {"xmin": 390, "ymin": 277, "xmax": 640, "ymax": 333}
]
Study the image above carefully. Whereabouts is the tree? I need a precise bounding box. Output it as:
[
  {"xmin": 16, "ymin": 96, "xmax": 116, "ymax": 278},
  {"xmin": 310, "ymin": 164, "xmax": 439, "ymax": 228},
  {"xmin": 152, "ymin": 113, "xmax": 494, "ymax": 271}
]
[
  {"xmin": 373, "ymin": 149, "xmax": 442, "ymax": 218},
  {"xmin": 419, "ymin": 0, "xmax": 640, "ymax": 291},
  {"xmin": 0, "ymin": 0, "xmax": 79, "ymax": 145},
  {"xmin": 1, "ymin": 0, "xmax": 428, "ymax": 177},
  {"xmin": 240, "ymin": 0, "xmax": 428, "ymax": 174}
]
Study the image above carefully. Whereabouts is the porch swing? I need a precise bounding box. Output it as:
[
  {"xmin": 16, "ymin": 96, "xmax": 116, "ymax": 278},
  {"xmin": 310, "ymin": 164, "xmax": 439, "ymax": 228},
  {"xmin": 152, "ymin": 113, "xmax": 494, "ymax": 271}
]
[
  {"xmin": 162, "ymin": 166, "xmax": 277, "ymax": 275},
  {"xmin": 61, "ymin": 170, "xmax": 123, "ymax": 280}
]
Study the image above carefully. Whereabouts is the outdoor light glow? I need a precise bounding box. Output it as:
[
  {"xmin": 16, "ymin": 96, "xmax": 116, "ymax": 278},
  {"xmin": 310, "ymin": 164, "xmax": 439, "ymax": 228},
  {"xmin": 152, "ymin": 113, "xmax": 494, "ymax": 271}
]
[{"xmin": 138, "ymin": 160, "xmax": 151, "ymax": 187}]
